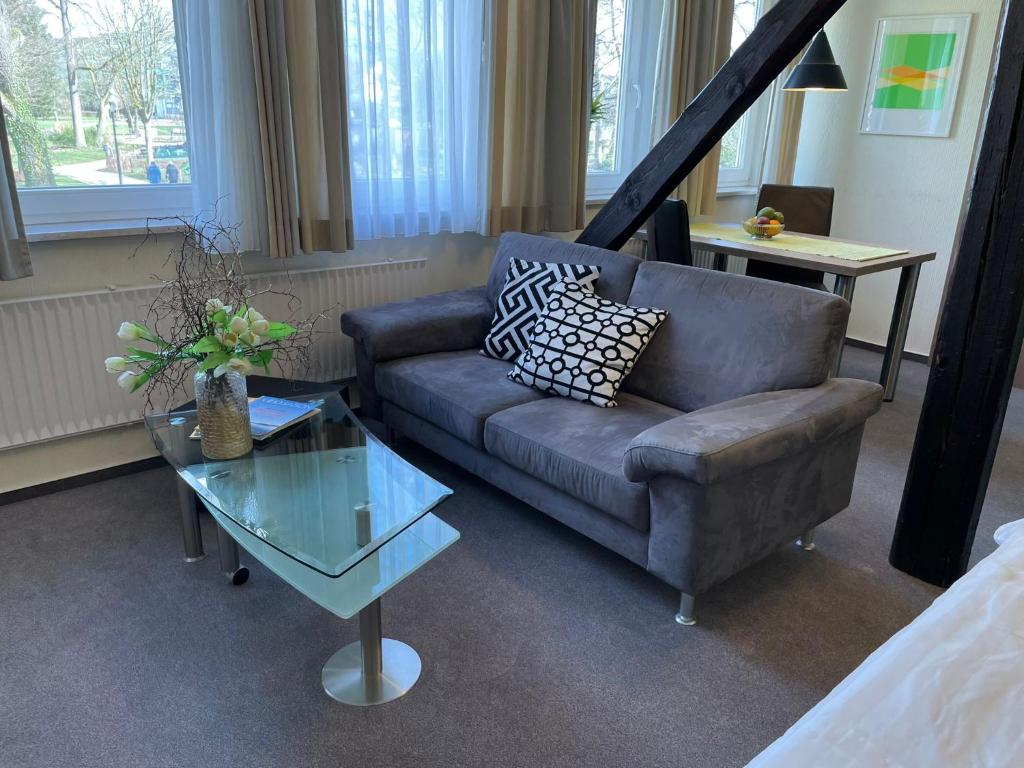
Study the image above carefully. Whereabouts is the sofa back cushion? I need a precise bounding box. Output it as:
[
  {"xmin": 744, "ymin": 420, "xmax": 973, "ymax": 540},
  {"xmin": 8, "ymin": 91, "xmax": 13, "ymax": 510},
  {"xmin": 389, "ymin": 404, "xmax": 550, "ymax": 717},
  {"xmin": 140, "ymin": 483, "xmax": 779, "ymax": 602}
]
[
  {"xmin": 486, "ymin": 233, "xmax": 641, "ymax": 307},
  {"xmin": 624, "ymin": 262, "xmax": 850, "ymax": 411}
]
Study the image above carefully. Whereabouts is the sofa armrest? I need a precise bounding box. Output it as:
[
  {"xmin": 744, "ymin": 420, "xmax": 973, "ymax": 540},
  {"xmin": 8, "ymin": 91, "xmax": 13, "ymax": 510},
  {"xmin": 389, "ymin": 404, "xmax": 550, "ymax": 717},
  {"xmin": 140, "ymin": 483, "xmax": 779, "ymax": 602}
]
[
  {"xmin": 623, "ymin": 379, "xmax": 882, "ymax": 485},
  {"xmin": 340, "ymin": 286, "xmax": 492, "ymax": 363}
]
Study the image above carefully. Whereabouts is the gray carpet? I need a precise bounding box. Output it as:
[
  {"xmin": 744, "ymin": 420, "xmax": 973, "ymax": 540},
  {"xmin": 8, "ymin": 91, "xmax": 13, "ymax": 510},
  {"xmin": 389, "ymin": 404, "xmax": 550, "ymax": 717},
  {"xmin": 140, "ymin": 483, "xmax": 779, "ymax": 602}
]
[{"xmin": 1, "ymin": 347, "xmax": 1021, "ymax": 768}]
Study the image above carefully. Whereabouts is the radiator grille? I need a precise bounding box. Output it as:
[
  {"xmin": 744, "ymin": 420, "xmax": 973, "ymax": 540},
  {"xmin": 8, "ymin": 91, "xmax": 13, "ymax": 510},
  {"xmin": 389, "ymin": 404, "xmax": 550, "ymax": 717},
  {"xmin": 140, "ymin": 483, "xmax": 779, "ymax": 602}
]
[{"xmin": 0, "ymin": 259, "xmax": 427, "ymax": 449}]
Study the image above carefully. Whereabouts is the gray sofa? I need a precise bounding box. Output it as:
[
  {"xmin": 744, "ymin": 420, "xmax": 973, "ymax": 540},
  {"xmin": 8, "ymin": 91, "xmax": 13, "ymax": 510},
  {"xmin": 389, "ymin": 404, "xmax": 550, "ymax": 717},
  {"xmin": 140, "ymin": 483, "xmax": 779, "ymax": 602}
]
[{"xmin": 341, "ymin": 233, "xmax": 883, "ymax": 624}]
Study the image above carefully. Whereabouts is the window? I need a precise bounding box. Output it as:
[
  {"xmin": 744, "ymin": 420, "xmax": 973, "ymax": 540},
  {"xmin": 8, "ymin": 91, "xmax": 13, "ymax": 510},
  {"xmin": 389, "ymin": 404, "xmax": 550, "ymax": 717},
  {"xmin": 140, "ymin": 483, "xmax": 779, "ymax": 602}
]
[
  {"xmin": 0, "ymin": 0, "xmax": 191, "ymax": 226},
  {"xmin": 718, "ymin": 0, "xmax": 771, "ymax": 192},
  {"xmin": 586, "ymin": 0, "xmax": 660, "ymax": 201},
  {"xmin": 343, "ymin": 0, "xmax": 489, "ymax": 239}
]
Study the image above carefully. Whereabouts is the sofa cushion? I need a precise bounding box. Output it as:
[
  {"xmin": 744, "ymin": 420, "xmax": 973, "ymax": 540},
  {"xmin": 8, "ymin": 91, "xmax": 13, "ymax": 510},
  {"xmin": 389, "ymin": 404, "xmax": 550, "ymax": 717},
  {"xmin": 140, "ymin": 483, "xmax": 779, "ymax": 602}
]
[
  {"xmin": 484, "ymin": 394, "xmax": 683, "ymax": 531},
  {"xmin": 376, "ymin": 350, "xmax": 547, "ymax": 449},
  {"xmin": 482, "ymin": 257, "xmax": 601, "ymax": 361},
  {"xmin": 508, "ymin": 281, "xmax": 667, "ymax": 408},
  {"xmin": 486, "ymin": 232, "xmax": 641, "ymax": 308},
  {"xmin": 624, "ymin": 261, "xmax": 850, "ymax": 412}
]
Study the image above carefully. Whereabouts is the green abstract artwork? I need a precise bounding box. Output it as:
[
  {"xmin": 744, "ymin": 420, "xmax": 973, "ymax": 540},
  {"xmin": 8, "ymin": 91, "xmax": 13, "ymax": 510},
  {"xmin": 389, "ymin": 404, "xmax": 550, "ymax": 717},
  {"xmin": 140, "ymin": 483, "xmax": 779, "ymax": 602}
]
[{"xmin": 872, "ymin": 33, "xmax": 957, "ymax": 111}]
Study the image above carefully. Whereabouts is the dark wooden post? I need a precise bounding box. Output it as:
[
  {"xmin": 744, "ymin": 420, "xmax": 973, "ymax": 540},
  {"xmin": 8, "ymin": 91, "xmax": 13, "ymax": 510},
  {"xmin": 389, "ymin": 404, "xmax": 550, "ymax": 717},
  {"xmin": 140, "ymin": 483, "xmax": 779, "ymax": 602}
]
[
  {"xmin": 890, "ymin": 0, "xmax": 1024, "ymax": 587},
  {"xmin": 576, "ymin": 0, "xmax": 849, "ymax": 250}
]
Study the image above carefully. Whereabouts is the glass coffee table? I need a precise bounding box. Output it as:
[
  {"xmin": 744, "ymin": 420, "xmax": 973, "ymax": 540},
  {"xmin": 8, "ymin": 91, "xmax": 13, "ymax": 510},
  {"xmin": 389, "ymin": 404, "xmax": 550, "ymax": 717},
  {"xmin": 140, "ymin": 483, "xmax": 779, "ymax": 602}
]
[{"xmin": 145, "ymin": 391, "xmax": 457, "ymax": 705}]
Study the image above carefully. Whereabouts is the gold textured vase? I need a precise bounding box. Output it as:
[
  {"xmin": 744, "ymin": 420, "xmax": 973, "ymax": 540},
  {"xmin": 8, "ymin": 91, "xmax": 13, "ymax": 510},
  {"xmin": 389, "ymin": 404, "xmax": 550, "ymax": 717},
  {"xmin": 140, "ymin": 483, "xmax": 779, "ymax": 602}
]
[{"xmin": 194, "ymin": 370, "xmax": 253, "ymax": 460}]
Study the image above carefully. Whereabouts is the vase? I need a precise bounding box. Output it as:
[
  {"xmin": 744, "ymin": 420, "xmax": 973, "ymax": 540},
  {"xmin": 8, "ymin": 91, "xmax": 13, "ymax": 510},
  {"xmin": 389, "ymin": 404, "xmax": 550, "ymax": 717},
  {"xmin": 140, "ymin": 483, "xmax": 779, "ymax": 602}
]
[{"xmin": 194, "ymin": 370, "xmax": 253, "ymax": 460}]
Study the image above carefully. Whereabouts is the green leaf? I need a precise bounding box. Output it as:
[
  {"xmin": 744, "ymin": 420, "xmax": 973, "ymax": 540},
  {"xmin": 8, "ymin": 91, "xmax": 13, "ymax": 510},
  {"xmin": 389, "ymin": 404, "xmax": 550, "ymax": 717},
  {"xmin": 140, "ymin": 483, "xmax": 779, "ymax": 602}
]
[
  {"xmin": 190, "ymin": 336, "xmax": 223, "ymax": 354},
  {"xmin": 126, "ymin": 346, "xmax": 162, "ymax": 361},
  {"xmin": 209, "ymin": 309, "xmax": 228, "ymax": 326},
  {"xmin": 129, "ymin": 370, "xmax": 152, "ymax": 392},
  {"xmin": 264, "ymin": 322, "xmax": 296, "ymax": 340},
  {"xmin": 198, "ymin": 351, "xmax": 230, "ymax": 372},
  {"xmin": 248, "ymin": 349, "xmax": 273, "ymax": 369}
]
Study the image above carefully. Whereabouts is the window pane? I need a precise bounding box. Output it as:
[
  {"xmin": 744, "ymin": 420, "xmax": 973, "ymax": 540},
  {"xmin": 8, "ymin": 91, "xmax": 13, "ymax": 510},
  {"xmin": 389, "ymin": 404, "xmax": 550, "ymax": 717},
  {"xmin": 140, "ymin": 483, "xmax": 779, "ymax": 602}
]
[
  {"xmin": 588, "ymin": 0, "xmax": 627, "ymax": 173},
  {"xmin": 0, "ymin": 0, "xmax": 190, "ymax": 189},
  {"xmin": 720, "ymin": 0, "xmax": 759, "ymax": 170}
]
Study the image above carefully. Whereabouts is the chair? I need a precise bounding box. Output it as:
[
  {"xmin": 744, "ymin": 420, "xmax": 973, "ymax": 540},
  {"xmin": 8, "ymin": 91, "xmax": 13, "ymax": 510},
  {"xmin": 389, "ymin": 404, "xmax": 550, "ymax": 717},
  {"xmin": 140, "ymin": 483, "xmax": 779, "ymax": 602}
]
[
  {"xmin": 649, "ymin": 199, "xmax": 694, "ymax": 266},
  {"xmin": 745, "ymin": 184, "xmax": 835, "ymax": 290}
]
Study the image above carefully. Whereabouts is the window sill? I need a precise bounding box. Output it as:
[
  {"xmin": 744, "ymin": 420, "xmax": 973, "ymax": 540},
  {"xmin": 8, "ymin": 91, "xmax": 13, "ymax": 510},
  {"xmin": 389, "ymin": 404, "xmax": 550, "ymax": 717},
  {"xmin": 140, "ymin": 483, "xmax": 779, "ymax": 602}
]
[
  {"xmin": 715, "ymin": 186, "xmax": 759, "ymax": 198},
  {"xmin": 25, "ymin": 219, "xmax": 185, "ymax": 244}
]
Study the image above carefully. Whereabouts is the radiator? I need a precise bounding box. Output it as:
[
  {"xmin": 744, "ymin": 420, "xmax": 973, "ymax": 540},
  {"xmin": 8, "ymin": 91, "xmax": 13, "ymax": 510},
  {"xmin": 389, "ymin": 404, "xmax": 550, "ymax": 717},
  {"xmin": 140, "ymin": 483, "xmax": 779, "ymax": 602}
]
[{"xmin": 0, "ymin": 258, "xmax": 427, "ymax": 450}]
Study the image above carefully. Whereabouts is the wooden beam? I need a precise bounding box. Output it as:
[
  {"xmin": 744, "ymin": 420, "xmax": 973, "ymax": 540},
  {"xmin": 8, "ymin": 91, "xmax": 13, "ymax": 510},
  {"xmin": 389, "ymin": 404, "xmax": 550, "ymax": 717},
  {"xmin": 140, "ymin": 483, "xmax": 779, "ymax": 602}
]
[
  {"xmin": 576, "ymin": 0, "xmax": 849, "ymax": 250},
  {"xmin": 890, "ymin": 0, "xmax": 1024, "ymax": 587}
]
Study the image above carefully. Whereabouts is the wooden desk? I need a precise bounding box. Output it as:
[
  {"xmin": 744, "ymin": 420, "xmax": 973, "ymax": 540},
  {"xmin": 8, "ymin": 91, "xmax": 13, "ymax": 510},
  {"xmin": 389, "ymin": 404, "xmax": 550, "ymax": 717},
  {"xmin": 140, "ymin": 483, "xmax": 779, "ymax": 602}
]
[{"xmin": 634, "ymin": 220, "xmax": 936, "ymax": 401}]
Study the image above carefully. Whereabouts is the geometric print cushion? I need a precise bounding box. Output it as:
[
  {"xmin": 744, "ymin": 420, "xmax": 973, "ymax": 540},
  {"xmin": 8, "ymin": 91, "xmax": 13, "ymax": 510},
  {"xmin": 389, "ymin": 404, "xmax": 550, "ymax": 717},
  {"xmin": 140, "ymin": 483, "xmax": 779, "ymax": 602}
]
[
  {"xmin": 481, "ymin": 257, "xmax": 601, "ymax": 361},
  {"xmin": 508, "ymin": 281, "xmax": 667, "ymax": 408}
]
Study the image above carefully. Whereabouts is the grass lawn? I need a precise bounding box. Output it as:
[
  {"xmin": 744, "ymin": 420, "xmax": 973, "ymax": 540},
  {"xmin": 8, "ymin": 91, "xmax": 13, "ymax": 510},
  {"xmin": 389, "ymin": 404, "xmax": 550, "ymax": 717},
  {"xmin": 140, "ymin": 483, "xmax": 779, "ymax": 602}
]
[{"xmin": 51, "ymin": 147, "xmax": 106, "ymax": 165}]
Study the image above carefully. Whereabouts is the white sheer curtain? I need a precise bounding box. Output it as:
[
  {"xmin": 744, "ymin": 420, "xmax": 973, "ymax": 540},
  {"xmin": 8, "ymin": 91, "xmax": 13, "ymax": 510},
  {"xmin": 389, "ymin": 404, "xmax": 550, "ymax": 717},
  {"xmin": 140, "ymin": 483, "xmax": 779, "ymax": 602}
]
[
  {"xmin": 173, "ymin": 0, "xmax": 268, "ymax": 253},
  {"xmin": 343, "ymin": 0, "xmax": 490, "ymax": 239}
]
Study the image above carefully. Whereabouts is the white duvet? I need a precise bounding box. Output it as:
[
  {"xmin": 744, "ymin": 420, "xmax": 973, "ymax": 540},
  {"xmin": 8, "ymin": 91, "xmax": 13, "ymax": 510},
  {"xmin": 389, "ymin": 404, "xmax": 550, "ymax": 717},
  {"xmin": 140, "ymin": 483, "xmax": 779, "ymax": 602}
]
[{"xmin": 747, "ymin": 519, "xmax": 1024, "ymax": 767}]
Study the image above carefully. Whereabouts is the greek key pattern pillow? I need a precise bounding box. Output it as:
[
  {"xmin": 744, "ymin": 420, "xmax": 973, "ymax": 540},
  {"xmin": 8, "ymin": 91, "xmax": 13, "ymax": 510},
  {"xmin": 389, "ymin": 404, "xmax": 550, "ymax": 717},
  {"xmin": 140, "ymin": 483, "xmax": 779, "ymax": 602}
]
[
  {"xmin": 508, "ymin": 282, "xmax": 667, "ymax": 408},
  {"xmin": 482, "ymin": 258, "xmax": 601, "ymax": 361}
]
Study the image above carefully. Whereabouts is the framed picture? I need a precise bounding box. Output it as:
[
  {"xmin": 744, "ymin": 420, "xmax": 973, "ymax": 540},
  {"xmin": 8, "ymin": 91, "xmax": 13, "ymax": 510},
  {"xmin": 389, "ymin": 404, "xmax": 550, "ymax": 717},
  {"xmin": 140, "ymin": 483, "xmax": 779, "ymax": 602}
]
[{"xmin": 860, "ymin": 14, "xmax": 972, "ymax": 137}]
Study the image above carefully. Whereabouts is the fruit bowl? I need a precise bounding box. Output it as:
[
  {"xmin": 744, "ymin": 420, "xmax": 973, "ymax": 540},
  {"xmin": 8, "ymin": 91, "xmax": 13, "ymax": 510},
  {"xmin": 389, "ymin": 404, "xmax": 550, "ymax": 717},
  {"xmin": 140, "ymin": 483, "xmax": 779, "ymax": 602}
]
[{"xmin": 742, "ymin": 219, "xmax": 785, "ymax": 239}]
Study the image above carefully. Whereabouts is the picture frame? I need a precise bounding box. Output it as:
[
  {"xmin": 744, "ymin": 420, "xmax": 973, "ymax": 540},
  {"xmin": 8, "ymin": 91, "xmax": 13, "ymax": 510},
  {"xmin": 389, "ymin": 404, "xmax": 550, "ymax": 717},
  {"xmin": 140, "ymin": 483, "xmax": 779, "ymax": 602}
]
[{"xmin": 860, "ymin": 14, "xmax": 972, "ymax": 138}]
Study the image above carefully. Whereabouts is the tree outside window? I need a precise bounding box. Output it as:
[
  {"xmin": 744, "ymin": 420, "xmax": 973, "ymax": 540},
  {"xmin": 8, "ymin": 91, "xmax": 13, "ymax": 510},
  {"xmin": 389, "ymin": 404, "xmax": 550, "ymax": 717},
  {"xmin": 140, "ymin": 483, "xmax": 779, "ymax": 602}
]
[{"xmin": 0, "ymin": 0, "xmax": 189, "ymax": 189}]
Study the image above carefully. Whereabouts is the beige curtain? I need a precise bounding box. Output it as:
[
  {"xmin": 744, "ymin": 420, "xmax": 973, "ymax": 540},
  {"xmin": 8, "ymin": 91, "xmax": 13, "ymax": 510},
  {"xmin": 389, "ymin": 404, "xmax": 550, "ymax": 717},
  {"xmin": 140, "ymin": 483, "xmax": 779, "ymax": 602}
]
[
  {"xmin": 249, "ymin": 0, "xmax": 354, "ymax": 258},
  {"xmin": 653, "ymin": 0, "xmax": 734, "ymax": 216},
  {"xmin": 486, "ymin": 0, "xmax": 596, "ymax": 235},
  {"xmin": 0, "ymin": 98, "xmax": 31, "ymax": 280}
]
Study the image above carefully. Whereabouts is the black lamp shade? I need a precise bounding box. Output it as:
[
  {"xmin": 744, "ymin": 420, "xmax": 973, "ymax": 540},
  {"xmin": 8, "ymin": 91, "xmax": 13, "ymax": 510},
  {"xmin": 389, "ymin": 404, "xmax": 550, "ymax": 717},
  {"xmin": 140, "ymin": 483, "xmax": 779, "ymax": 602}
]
[{"xmin": 783, "ymin": 30, "xmax": 847, "ymax": 92}]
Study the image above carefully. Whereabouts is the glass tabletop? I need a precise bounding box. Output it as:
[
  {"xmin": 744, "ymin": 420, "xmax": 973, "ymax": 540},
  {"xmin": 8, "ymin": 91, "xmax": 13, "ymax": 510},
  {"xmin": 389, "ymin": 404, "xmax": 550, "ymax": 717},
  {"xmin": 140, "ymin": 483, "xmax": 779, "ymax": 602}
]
[{"xmin": 145, "ymin": 391, "xmax": 453, "ymax": 580}]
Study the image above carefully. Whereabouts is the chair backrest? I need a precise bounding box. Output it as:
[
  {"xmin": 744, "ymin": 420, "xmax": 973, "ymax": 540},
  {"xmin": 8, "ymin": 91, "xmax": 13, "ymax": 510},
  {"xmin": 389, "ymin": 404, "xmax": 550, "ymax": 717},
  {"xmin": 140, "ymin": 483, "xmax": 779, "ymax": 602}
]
[
  {"xmin": 486, "ymin": 232, "xmax": 642, "ymax": 307},
  {"xmin": 757, "ymin": 184, "xmax": 834, "ymax": 236},
  {"xmin": 624, "ymin": 261, "xmax": 850, "ymax": 411},
  {"xmin": 747, "ymin": 184, "xmax": 835, "ymax": 286},
  {"xmin": 649, "ymin": 200, "xmax": 694, "ymax": 266}
]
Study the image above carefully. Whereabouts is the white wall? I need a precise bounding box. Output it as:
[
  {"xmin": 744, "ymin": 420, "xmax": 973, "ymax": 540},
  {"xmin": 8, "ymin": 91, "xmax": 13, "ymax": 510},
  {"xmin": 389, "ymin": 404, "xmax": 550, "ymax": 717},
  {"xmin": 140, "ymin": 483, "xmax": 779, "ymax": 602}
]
[{"xmin": 794, "ymin": 0, "xmax": 1001, "ymax": 355}]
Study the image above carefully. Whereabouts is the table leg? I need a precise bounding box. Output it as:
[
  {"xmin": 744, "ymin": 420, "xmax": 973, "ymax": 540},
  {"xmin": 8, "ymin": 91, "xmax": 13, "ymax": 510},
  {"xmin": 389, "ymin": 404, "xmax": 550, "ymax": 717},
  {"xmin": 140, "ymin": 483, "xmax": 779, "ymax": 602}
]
[
  {"xmin": 321, "ymin": 598, "xmax": 422, "ymax": 706},
  {"xmin": 216, "ymin": 523, "xmax": 249, "ymax": 585},
  {"xmin": 879, "ymin": 264, "xmax": 922, "ymax": 402},
  {"xmin": 176, "ymin": 478, "xmax": 205, "ymax": 563},
  {"xmin": 831, "ymin": 275, "xmax": 857, "ymax": 377},
  {"xmin": 713, "ymin": 252, "xmax": 728, "ymax": 272}
]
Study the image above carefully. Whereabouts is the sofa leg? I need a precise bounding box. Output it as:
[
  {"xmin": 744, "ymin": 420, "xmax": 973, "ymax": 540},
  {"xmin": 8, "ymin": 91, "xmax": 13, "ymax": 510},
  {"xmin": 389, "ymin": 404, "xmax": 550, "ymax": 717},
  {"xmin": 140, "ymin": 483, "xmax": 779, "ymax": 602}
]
[
  {"xmin": 675, "ymin": 592, "xmax": 697, "ymax": 626},
  {"xmin": 797, "ymin": 527, "xmax": 816, "ymax": 551}
]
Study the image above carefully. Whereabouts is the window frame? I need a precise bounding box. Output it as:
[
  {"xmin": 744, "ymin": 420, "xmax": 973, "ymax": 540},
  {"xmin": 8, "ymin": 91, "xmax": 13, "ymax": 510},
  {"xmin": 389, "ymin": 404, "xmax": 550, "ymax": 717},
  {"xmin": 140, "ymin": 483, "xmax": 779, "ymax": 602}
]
[
  {"xmin": 585, "ymin": 0, "xmax": 662, "ymax": 202},
  {"xmin": 18, "ymin": 184, "xmax": 193, "ymax": 228}
]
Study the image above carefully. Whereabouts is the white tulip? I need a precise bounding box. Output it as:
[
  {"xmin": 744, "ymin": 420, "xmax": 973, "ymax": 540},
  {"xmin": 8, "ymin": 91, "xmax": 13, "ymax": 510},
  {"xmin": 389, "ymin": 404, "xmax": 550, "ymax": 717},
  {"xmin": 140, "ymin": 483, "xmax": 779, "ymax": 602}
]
[
  {"xmin": 249, "ymin": 318, "xmax": 270, "ymax": 335},
  {"xmin": 205, "ymin": 298, "xmax": 226, "ymax": 316},
  {"xmin": 239, "ymin": 331, "xmax": 257, "ymax": 346},
  {"xmin": 228, "ymin": 316, "xmax": 249, "ymax": 336},
  {"xmin": 104, "ymin": 356, "xmax": 129, "ymax": 373},
  {"xmin": 117, "ymin": 321, "xmax": 143, "ymax": 341},
  {"xmin": 245, "ymin": 307, "xmax": 266, "ymax": 323},
  {"xmin": 116, "ymin": 370, "xmax": 140, "ymax": 391},
  {"xmin": 217, "ymin": 330, "xmax": 239, "ymax": 348},
  {"xmin": 214, "ymin": 357, "xmax": 253, "ymax": 377}
]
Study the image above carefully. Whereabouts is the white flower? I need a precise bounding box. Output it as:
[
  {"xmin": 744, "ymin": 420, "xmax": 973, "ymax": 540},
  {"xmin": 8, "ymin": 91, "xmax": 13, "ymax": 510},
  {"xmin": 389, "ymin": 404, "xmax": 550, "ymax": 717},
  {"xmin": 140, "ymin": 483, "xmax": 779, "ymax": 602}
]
[
  {"xmin": 104, "ymin": 356, "xmax": 129, "ymax": 373},
  {"xmin": 205, "ymin": 298, "xmax": 228, "ymax": 317},
  {"xmin": 214, "ymin": 357, "xmax": 253, "ymax": 378},
  {"xmin": 250, "ymin": 317, "xmax": 270, "ymax": 335},
  {"xmin": 216, "ymin": 329, "xmax": 239, "ymax": 348},
  {"xmin": 116, "ymin": 370, "xmax": 140, "ymax": 391},
  {"xmin": 117, "ymin": 321, "xmax": 143, "ymax": 341},
  {"xmin": 228, "ymin": 315, "xmax": 249, "ymax": 336},
  {"xmin": 239, "ymin": 331, "xmax": 258, "ymax": 346}
]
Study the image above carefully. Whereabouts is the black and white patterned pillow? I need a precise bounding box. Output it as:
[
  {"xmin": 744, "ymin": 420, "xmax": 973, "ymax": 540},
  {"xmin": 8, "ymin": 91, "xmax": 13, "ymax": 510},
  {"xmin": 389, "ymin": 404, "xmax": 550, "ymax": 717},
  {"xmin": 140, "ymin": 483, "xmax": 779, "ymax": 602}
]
[
  {"xmin": 482, "ymin": 258, "xmax": 601, "ymax": 361},
  {"xmin": 508, "ymin": 282, "xmax": 667, "ymax": 407}
]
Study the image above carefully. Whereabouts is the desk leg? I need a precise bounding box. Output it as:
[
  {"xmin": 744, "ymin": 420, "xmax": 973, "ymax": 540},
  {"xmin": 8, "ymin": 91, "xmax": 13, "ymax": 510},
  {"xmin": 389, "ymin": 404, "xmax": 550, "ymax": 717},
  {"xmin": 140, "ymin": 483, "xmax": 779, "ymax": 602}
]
[
  {"xmin": 831, "ymin": 275, "xmax": 857, "ymax": 377},
  {"xmin": 713, "ymin": 252, "xmax": 728, "ymax": 272},
  {"xmin": 880, "ymin": 264, "xmax": 922, "ymax": 402},
  {"xmin": 321, "ymin": 597, "xmax": 422, "ymax": 705},
  {"xmin": 176, "ymin": 478, "xmax": 204, "ymax": 563},
  {"xmin": 216, "ymin": 523, "xmax": 249, "ymax": 585}
]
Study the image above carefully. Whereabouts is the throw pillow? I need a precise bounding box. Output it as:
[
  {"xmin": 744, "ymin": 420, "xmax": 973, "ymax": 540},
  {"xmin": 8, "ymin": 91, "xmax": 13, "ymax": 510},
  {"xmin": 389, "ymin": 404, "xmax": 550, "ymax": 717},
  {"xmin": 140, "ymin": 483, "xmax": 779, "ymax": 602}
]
[
  {"xmin": 508, "ymin": 281, "xmax": 667, "ymax": 408},
  {"xmin": 482, "ymin": 257, "xmax": 601, "ymax": 361}
]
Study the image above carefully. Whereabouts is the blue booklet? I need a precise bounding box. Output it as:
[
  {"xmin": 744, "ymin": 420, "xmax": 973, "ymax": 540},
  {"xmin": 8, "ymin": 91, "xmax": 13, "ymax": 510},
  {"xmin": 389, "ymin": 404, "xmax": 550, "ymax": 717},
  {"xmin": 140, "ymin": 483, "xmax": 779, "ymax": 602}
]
[{"xmin": 248, "ymin": 396, "xmax": 321, "ymax": 440}]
